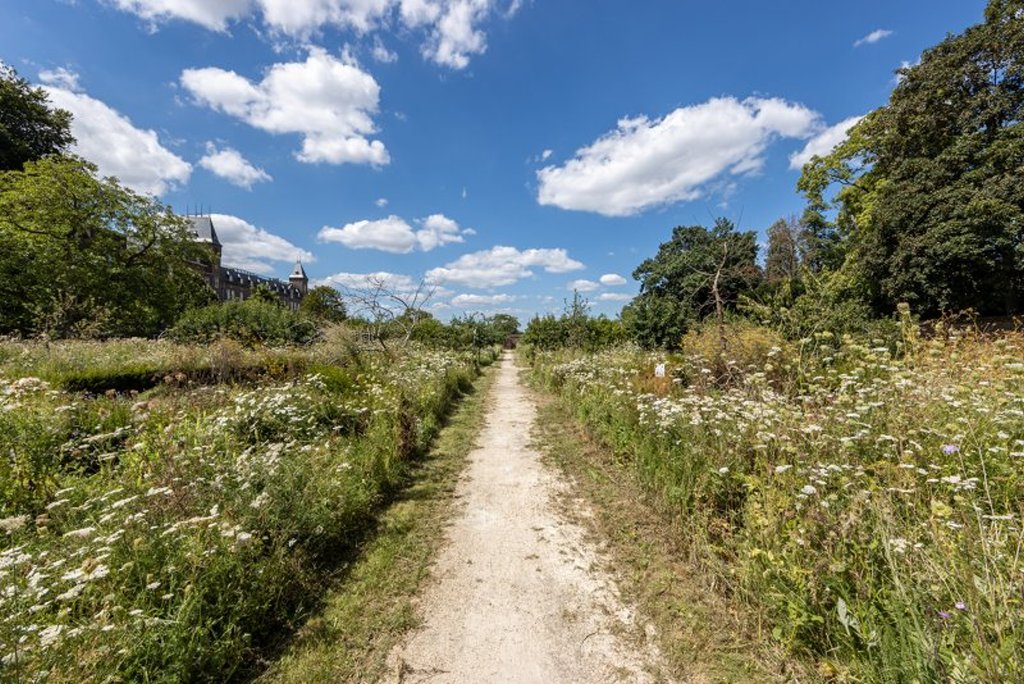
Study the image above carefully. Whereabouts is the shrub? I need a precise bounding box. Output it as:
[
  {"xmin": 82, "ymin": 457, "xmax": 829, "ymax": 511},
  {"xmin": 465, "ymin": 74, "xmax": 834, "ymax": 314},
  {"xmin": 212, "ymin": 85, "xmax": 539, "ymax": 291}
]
[
  {"xmin": 168, "ymin": 300, "xmax": 318, "ymax": 346},
  {"xmin": 680, "ymin": 319, "xmax": 789, "ymax": 384}
]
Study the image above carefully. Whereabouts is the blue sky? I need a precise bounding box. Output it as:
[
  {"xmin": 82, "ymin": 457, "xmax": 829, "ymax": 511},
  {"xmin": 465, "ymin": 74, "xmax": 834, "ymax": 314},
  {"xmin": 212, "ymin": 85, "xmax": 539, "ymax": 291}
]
[{"xmin": 1, "ymin": 0, "xmax": 986, "ymax": 320}]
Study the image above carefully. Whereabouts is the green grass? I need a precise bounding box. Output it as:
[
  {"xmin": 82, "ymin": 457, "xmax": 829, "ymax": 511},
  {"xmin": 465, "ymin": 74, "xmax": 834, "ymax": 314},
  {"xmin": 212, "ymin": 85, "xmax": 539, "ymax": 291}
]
[{"xmin": 258, "ymin": 362, "xmax": 497, "ymax": 683}]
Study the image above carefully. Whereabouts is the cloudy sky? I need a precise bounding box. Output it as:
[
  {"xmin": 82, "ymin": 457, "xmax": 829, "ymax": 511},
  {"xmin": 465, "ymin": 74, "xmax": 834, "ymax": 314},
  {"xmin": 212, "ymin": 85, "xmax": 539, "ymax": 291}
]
[{"xmin": 2, "ymin": 0, "xmax": 984, "ymax": 319}]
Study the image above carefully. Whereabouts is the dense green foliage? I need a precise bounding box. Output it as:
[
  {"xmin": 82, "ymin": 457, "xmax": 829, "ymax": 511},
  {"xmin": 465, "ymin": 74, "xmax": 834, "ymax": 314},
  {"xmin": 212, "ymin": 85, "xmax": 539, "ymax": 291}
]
[
  {"xmin": 529, "ymin": 330, "xmax": 1024, "ymax": 680},
  {"xmin": 298, "ymin": 285, "xmax": 347, "ymax": 323},
  {"xmin": 522, "ymin": 293, "xmax": 626, "ymax": 351},
  {"xmin": 405, "ymin": 311, "xmax": 520, "ymax": 350},
  {"xmin": 621, "ymin": 219, "xmax": 761, "ymax": 348},
  {"xmin": 0, "ymin": 156, "xmax": 214, "ymax": 338},
  {"xmin": 0, "ymin": 341, "xmax": 492, "ymax": 680},
  {"xmin": 167, "ymin": 299, "xmax": 319, "ymax": 346},
  {"xmin": 0, "ymin": 64, "xmax": 74, "ymax": 171},
  {"xmin": 763, "ymin": 216, "xmax": 801, "ymax": 284},
  {"xmin": 799, "ymin": 0, "xmax": 1024, "ymax": 317}
]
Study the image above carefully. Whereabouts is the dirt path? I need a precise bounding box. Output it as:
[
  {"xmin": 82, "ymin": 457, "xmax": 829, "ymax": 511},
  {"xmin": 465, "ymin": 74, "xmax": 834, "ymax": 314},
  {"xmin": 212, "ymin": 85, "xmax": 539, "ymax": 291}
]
[{"xmin": 387, "ymin": 353, "xmax": 669, "ymax": 683}]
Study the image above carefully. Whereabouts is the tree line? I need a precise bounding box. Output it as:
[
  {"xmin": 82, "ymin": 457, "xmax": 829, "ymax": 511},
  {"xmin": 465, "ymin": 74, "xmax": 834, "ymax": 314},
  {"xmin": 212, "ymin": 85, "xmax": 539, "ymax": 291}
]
[
  {"xmin": 527, "ymin": 0, "xmax": 1024, "ymax": 349},
  {"xmin": 4, "ymin": 0, "xmax": 1022, "ymax": 346}
]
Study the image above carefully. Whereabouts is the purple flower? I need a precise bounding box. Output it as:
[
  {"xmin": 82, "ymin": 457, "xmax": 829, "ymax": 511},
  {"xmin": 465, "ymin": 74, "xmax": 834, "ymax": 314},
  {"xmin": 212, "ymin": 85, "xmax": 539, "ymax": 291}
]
[
  {"xmin": 942, "ymin": 444, "xmax": 959, "ymax": 455},
  {"xmin": 955, "ymin": 601, "xmax": 967, "ymax": 611},
  {"xmin": 937, "ymin": 610, "xmax": 952, "ymax": 619}
]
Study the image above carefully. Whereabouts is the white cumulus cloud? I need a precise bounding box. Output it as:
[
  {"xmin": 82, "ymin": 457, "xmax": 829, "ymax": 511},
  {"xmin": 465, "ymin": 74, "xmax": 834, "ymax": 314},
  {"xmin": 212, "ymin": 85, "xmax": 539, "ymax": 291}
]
[
  {"xmin": 451, "ymin": 293, "xmax": 515, "ymax": 307},
  {"xmin": 38, "ymin": 66, "xmax": 82, "ymax": 91},
  {"xmin": 42, "ymin": 84, "xmax": 191, "ymax": 196},
  {"xmin": 427, "ymin": 245, "xmax": 584, "ymax": 288},
  {"xmin": 317, "ymin": 213, "xmax": 470, "ymax": 253},
  {"xmin": 567, "ymin": 279, "xmax": 599, "ymax": 292},
  {"xmin": 210, "ymin": 213, "xmax": 314, "ymax": 274},
  {"xmin": 854, "ymin": 29, "xmax": 893, "ymax": 47},
  {"xmin": 317, "ymin": 270, "xmax": 453, "ymax": 301},
  {"xmin": 258, "ymin": 0, "xmax": 392, "ymax": 34},
  {"xmin": 109, "ymin": 0, "xmax": 516, "ymax": 69},
  {"xmin": 599, "ymin": 273, "xmax": 627, "ymax": 286},
  {"xmin": 421, "ymin": 0, "xmax": 489, "ymax": 69},
  {"xmin": 788, "ymin": 115, "xmax": 864, "ymax": 170},
  {"xmin": 199, "ymin": 143, "xmax": 272, "ymax": 188},
  {"xmin": 598, "ymin": 293, "xmax": 632, "ymax": 303},
  {"xmin": 105, "ymin": 0, "xmax": 254, "ymax": 31},
  {"xmin": 319, "ymin": 270, "xmax": 415, "ymax": 291},
  {"xmin": 537, "ymin": 96, "xmax": 821, "ymax": 216},
  {"xmin": 181, "ymin": 48, "xmax": 388, "ymax": 166},
  {"xmin": 418, "ymin": 213, "xmax": 468, "ymax": 250}
]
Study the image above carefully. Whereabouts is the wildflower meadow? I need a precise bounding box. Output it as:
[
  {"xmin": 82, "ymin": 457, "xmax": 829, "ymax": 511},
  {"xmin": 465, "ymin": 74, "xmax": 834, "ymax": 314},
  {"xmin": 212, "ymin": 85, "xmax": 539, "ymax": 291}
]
[
  {"xmin": 0, "ymin": 338, "xmax": 490, "ymax": 681},
  {"xmin": 528, "ymin": 327, "xmax": 1024, "ymax": 681}
]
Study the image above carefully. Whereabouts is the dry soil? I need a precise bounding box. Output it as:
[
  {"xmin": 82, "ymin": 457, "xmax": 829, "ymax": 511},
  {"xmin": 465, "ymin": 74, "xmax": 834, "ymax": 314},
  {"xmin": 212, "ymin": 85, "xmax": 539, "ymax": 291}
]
[{"xmin": 386, "ymin": 353, "xmax": 669, "ymax": 683}]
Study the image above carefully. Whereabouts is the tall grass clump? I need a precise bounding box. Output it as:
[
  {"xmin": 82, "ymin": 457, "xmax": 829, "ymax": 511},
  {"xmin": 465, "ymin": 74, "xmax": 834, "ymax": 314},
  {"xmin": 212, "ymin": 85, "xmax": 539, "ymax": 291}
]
[
  {"xmin": 0, "ymin": 343, "xmax": 491, "ymax": 681},
  {"xmin": 528, "ymin": 325, "xmax": 1024, "ymax": 681}
]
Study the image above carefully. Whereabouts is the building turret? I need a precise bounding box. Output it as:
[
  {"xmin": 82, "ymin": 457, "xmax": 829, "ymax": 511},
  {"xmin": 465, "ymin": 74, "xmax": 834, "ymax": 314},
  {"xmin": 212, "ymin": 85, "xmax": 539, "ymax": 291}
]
[
  {"xmin": 187, "ymin": 215, "xmax": 222, "ymax": 265},
  {"xmin": 289, "ymin": 261, "xmax": 308, "ymax": 295},
  {"xmin": 187, "ymin": 215, "xmax": 222, "ymax": 294}
]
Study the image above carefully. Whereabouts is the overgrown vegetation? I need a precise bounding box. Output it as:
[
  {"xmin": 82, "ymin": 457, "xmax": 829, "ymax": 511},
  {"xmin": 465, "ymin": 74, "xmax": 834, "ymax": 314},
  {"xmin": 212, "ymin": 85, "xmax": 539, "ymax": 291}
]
[
  {"xmin": 0, "ymin": 155, "xmax": 215, "ymax": 338},
  {"xmin": 522, "ymin": 292, "xmax": 626, "ymax": 351},
  {"xmin": 261, "ymin": 363, "xmax": 497, "ymax": 683},
  {"xmin": 168, "ymin": 299, "xmax": 319, "ymax": 346},
  {"xmin": 531, "ymin": 392, "xmax": 798, "ymax": 682},
  {"xmin": 0, "ymin": 338, "xmax": 496, "ymax": 681},
  {"xmin": 527, "ymin": 325, "xmax": 1024, "ymax": 681}
]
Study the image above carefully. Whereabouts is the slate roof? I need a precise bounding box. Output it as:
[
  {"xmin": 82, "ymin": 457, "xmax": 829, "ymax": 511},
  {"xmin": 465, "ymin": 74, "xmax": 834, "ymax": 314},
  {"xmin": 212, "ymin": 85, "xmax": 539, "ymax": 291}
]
[
  {"xmin": 290, "ymin": 261, "xmax": 308, "ymax": 279},
  {"xmin": 221, "ymin": 266, "xmax": 303, "ymax": 297},
  {"xmin": 187, "ymin": 216, "xmax": 220, "ymax": 246}
]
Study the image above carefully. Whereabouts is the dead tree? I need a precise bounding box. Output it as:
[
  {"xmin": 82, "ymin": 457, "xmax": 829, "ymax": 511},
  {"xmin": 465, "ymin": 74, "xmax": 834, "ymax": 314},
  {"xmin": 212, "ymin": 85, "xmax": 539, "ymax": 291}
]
[{"xmin": 339, "ymin": 275, "xmax": 437, "ymax": 352}]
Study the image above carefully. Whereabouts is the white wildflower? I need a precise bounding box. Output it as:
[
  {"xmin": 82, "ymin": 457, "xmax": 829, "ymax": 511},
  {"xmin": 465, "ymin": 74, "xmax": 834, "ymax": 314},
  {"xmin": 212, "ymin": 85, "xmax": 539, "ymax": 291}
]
[
  {"xmin": 0, "ymin": 515, "xmax": 29, "ymax": 533},
  {"xmin": 56, "ymin": 583, "xmax": 85, "ymax": 601},
  {"xmin": 86, "ymin": 565, "xmax": 109, "ymax": 581},
  {"xmin": 109, "ymin": 496, "xmax": 138, "ymax": 510},
  {"xmin": 889, "ymin": 538, "xmax": 909, "ymax": 554},
  {"xmin": 38, "ymin": 624, "xmax": 63, "ymax": 648}
]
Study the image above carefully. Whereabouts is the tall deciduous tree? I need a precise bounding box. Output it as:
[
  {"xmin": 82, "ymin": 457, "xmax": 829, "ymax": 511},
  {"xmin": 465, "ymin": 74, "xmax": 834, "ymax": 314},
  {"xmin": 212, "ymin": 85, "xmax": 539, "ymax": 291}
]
[
  {"xmin": 627, "ymin": 219, "xmax": 762, "ymax": 347},
  {"xmin": 299, "ymin": 285, "xmax": 347, "ymax": 323},
  {"xmin": 764, "ymin": 217, "xmax": 801, "ymax": 284},
  {"xmin": 0, "ymin": 64, "xmax": 74, "ymax": 171},
  {"xmin": 0, "ymin": 156, "xmax": 213, "ymax": 337},
  {"xmin": 799, "ymin": 0, "xmax": 1024, "ymax": 316}
]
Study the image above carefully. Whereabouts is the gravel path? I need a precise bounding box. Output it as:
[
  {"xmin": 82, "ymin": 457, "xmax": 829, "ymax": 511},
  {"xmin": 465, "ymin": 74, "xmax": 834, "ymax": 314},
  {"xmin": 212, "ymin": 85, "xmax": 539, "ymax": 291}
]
[{"xmin": 387, "ymin": 353, "xmax": 668, "ymax": 683}]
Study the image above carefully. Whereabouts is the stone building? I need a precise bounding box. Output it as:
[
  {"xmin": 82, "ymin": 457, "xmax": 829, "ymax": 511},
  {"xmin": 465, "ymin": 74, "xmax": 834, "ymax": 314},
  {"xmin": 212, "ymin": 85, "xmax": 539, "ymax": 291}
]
[{"xmin": 187, "ymin": 216, "xmax": 308, "ymax": 311}]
